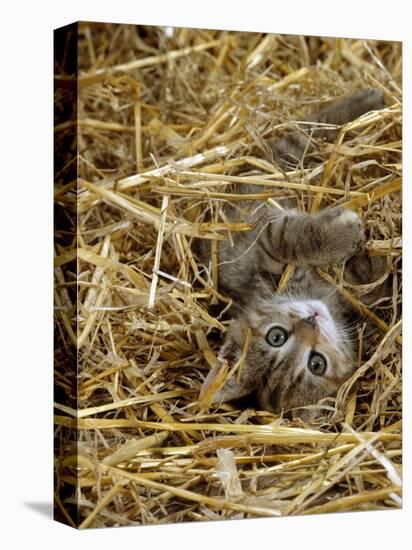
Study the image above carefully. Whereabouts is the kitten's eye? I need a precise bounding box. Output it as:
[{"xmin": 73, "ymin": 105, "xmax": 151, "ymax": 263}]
[
  {"xmin": 266, "ymin": 326, "xmax": 288, "ymax": 347},
  {"xmin": 308, "ymin": 352, "xmax": 327, "ymax": 376}
]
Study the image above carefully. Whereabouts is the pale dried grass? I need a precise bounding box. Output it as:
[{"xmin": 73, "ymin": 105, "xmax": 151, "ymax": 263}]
[{"xmin": 54, "ymin": 23, "xmax": 402, "ymax": 528}]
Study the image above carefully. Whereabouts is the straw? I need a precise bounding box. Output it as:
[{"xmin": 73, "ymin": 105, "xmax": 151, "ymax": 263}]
[{"xmin": 54, "ymin": 24, "xmax": 402, "ymax": 527}]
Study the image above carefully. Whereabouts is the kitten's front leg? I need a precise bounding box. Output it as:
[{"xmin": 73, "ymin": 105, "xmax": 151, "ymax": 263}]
[
  {"xmin": 344, "ymin": 248, "xmax": 390, "ymax": 305},
  {"xmin": 262, "ymin": 206, "xmax": 364, "ymax": 267}
]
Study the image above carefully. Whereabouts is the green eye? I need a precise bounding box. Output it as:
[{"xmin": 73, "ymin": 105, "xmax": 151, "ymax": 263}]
[
  {"xmin": 266, "ymin": 326, "xmax": 288, "ymax": 347},
  {"xmin": 308, "ymin": 352, "xmax": 327, "ymax": 376}
]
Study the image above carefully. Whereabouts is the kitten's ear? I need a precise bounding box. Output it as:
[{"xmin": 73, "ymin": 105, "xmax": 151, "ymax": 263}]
[{"xmin": 199, "ymin": 323, "xmax": 254, "ymax": 408}]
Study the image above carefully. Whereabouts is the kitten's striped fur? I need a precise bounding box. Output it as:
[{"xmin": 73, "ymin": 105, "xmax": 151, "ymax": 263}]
[{"xmin": 200, "ymin": 88, "xmax": 385, "ymax": 416}]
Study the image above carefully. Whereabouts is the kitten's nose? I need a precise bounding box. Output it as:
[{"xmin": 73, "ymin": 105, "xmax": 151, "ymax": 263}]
[
  {"xmin": 302, "ymin": 315, "xmax": 317, "ymax": 328},
  {"xmin": 295, "ymin": 315, "xmax": 319, "ymax": 345}
]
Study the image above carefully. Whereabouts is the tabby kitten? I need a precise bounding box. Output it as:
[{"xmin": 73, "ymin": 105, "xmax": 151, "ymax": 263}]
[{"xmin": 200, "ymin": 88, "xmax": 385, "ymax": 415}]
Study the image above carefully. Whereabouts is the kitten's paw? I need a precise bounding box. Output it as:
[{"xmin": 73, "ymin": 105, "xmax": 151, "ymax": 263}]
[
  {"xmin": 318, "ymin": 207, "xmax": 364, "ymax": 263},
  {"xmin": 356, "ymin": 88, "xmax": 385, "ymax": 113}
]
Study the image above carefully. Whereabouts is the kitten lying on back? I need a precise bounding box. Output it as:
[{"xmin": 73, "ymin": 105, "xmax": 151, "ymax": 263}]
[{"xmin": 200, "ymin": 88, "xmax": 385, "ymax": 416}]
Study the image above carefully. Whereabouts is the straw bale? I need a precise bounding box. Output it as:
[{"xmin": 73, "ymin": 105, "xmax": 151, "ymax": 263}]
[{"xmin": 54, "ymin": 23, "xmax": 402, "ymax": 527}]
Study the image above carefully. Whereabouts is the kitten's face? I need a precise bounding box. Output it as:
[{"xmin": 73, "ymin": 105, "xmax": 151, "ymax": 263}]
[{"xmin": 222, "ymin": 296, "xmax": 356, "ymax": 413}]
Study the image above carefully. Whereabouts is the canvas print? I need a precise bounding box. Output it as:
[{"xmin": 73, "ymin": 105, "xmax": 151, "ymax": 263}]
[{"xmin": 54, "ymin": 22, "xmax": 402, "ymax": 528}]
